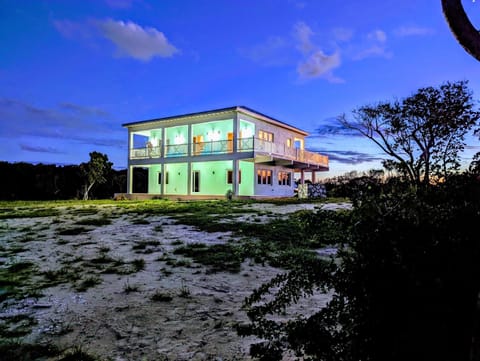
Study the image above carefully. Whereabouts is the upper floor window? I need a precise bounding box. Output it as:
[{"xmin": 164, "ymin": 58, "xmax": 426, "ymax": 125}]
[
  {"xmin": 259, "ymin": 130, "xmax": 274, "ymax": 142},
  {"xmin": 286, "ymin": 138, "xmax": 292, "ymax": 147},
  {"xmin": 257, "ymin": 169, "xmax": 272, "ymax": 185}
]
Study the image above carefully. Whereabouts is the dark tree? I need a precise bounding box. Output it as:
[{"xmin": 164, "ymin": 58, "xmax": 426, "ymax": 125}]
[
  {"xmin": 79, "ymin": 152, "xmax": 113, "ymax": 200},
  {"xmin": 338, "ymin": 81, "xmax": 480, "ymax": 185}
]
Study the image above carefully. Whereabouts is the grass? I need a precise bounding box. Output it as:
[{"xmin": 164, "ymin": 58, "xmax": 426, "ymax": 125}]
[
  {"xmin": 75, "ymin": 217, "xmax": 112, "ymax": 226},
  {"xmin": 150, "ymin": 290, "xmax": 173, "ymax": 302},
  {"xmin": 57, "ymin": 226, "xmax": 91, "ymax": 235},
  {"xmin": 75, "ymin": 276, "xmax": 101, "ymax": 292}
]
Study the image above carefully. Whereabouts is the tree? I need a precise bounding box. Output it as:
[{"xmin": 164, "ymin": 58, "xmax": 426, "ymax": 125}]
[
  {"xmin": 79, "ymin": 152, "xmax": 113, "ymax": 200},
  {"xmin": 338, "ymin": 81, "xmax": 480, "ymax": 185},
  {"xmin": 240, "ymin": 175, "xmax": 480, "ymax": 361},
  {"xmin": 442, "ymin": 0, "xmax": 480, "ymax": 62}
]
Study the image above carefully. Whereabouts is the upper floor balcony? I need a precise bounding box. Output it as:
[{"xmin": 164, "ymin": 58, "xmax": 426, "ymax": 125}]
[{"xmin": 129, "ymin": 137, "xmax": 328, "ymax": 169}]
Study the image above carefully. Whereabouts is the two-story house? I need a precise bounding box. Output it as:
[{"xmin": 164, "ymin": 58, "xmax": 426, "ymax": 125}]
[{"xmin": 122, "ymin": 106, "xmax": 328, "ymax": 199}]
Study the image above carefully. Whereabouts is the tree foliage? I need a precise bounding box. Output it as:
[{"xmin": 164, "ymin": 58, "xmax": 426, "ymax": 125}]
[
  {"xmin": 79, "ymin": 152, "xmax": 113, "ymax": 200},
  {"xmin": 240, "ymin": 175, "xmax": 480, "ymax": 360},
  {"xmin": 338, "ymin": 81, "xmax": 480, "ymax": 185}
]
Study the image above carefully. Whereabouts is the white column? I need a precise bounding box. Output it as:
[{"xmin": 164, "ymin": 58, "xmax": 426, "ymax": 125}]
[
  {"xmin": 233, "ymin": 113, "xmax": 238, "ymax": 153},
  {"xmin": 127, "ymin": 166, "xmax": 133, "ymax": 193},
  {"xmin": 160, "ymin": 163, "xmax": 165, "ymax": 196},
  {"xmin": 233, "ymin": 159, "xmax": 239, "ymax": 196}
]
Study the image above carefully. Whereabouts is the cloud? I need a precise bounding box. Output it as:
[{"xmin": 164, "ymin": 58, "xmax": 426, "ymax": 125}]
[
  {"xmin": 53, "ymin": 20, "xmax": 93, "ymax": 39},
  {"xmin": 394, "ymin": 26, "xmax": 435, "ymax": 37},
  {"xmin": 332, "ymin": 27, "xmax": 354, "ymax": 42},
  {"xmin": 313, "ymin": 118, "xmax": 364, "ymax": 137},
  {"xmin": 368, "ymin": 29, "xmax": 387, "ymax": 43},
  {"xmin": 297, "ymin": 50, "xmax": 343, "ymax": 82},
  {"xmin": 59, "ymin": 102, "xmax": 110, "ymax": 118},
  {"xmin": 20, "ymin": 144, "xmax": 65, "ymax": 154},
  {"xmin": 96, "ymin": 19, "xmax": 178, "ymax": 61},
  {"xmin": 0, "ymin": 98, "xmax": 124, "ymax": 148},
  {"xmin": 240, "ymin": 36, "xmax": 291, "ymax": 66},
  {"xmin": 104, "ymin": 0, "xmax": 135, "ymax": 9},
  {"xmin": 293, "ymin": 22, "xmax": 344, "ymax": 83},
  {"xmin": 352, "ymin": 28, "xmax": 392, "ymax": 60},
  {"xmin": 309, "ymin": 149, "xmax": 384, "ymax": 165},
  {"xmin": 294, "ymin": 21, "xmax": 315, "ymax": 54}
]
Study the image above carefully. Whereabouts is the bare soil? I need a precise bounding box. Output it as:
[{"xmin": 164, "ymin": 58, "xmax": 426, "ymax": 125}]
[{"xmin": 0, "ymin": 201, "xmax": 350, "ymax": 360}]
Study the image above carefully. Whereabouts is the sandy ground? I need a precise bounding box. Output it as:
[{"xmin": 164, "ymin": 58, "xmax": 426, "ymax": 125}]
[{"xmin": 0, "ymin": 202, "xmax": 350, "ymax": 361}]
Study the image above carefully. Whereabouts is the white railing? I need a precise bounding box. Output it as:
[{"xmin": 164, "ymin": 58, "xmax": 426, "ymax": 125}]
[{"xmin": 129, "ymin": 137, "xmax": 328, "ymax": 167}]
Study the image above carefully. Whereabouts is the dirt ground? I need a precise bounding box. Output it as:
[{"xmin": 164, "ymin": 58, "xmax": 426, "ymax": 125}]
[{"xmin": 0, "ymin": 201, "xmax": 350, "ymax": 360}]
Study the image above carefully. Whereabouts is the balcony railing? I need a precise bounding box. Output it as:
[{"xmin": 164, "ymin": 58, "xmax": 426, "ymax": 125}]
[{"xmin": 129, "ymin": 137, "xmax": 328, "ymax": 167}]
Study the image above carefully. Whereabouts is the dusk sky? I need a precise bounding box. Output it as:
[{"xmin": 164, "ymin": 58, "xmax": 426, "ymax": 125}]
[{"xmin": 1, "ymin": 0, "xmax": 480, "ymax": 176}]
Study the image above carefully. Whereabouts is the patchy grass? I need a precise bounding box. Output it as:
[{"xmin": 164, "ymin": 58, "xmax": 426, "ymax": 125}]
[
  {"xmin": 150, "ymin": 290, "xmax": 173, "ymax": 302},
  {"xmin": 75, "ymin": 276, "xmax": 101, "ymax": 292},
  {"xmin": 75, "ymin": 217, "xmax": 112, "ymax": 226},
  {"xmin": 57, "ymin": 227, "xmax": 91, "ymax": 236}
]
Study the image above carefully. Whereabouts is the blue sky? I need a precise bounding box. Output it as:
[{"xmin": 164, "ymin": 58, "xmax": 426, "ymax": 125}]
[{"xmin": 1, "ymin": 0, "xmax": 479, "ymax": 176}]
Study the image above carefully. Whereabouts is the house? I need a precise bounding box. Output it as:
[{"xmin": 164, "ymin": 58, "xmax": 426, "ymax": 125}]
[{"xmin": 122, "ymin": 106, "xmax": 328, "ymax": 199}]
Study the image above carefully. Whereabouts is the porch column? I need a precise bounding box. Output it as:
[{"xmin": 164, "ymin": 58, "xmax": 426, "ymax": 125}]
[
  {"xmin": 233, "ymin": 159, "xmax": 239, "ymax": 196},
  {"xmin": 127, "ymin": 166, "xmax": 133, "ymax": 193},
  {"xmin": 161, "ymin": 127, "xmax": 165, "ymax": 157},
  {"xmin": 160, "ymin": 163, "xmax": 165, "ymax": 196},
  {"xmin": 188, "ymin": 124, "xmax": 192, "ymax": 156},
  {"xmin": 187, "ymin": 162, "xmax": 192, "ymax": 196},
  {"xmin": 300, "ymin": 169, "xmax": 305, "ymax": 184},
  {"xmin": 311, "ymin": 170, "xmax": 316, "ymax": 184},
  {"xmin": 233, "ymin": 113, "xmax": 238, "ymax": 153}
]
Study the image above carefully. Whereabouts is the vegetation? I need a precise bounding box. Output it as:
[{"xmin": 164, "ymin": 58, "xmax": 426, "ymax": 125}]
[
  {"xmin": 339, "ymin": 80, "xmax": 480, "ymax": 185},
  {"xmin": 79, "ymin": 152, "xmax": 113, "ymax": 200}
]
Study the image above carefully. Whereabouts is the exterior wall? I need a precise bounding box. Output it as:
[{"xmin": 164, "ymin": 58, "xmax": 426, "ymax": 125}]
[
  {"xmin": 254, "ymin": 164, "xmax": 295, "ymax": 197},
  {"xmin": 148, "ymin": 165, "xmax": 162, "ymax": 194},
  {"xmin": 238, "ymin": 113, "xmax": 305, "ymax": 151},
  {"xmin": 164, "ymin": 163, "xmax": 188, "ymax": 195},
  {"xmin": 238, "ymin": 160, "xmax": 254, "ymax": 196},
  {"xmin": 191, "ymin": 160, "xmax": 233, "ymax": 196}
]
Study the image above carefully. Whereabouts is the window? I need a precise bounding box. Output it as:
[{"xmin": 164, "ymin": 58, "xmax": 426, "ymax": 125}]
[
  {"xmin": 257, "ymin": 169, "xmax": 272, "ymax": 185},
  {"xmin": 286, "ymin": 138, "xmax": 292, "ymax": 147},
  {"xmin": 165, "ymin": 172, "xmax": 169, "ymax": 185},
  {"xmin": 227, "ymin": 170, "xmax": 242, "ymax": 184},
  {"xmin": 192, "ymin": 171, "xmax": 200, "ymax": 192},
  {"xmin": 259, "ymin": 130, "xmax": 274, "ymax": 142},
  {"xmin": 158, "ymin": 172, "xmax": 162, "ymax": 185},
  {"xmin": 278, "ymin": 171, "xmax": 291, "ymax": 186}
]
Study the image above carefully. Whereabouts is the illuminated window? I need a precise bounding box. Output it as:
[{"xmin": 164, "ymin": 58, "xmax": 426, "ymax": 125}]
[
  {"xmin": 278, "ymin": 171, "xmax": 291, "ymax": 186},
  {"xmin": 258, "ymin": 130, "xmax": 274, "ymax": 142},
  {"xmin": 286, "ymin": 138, "xmax": 292, "ymax": 147},
  {"xmin": 257, "ymin": 169, "xmax": 272, "ymax": 185},
  {"xmin": 227, "ymin": 170, "xmax": 242, "ymax": 184}
]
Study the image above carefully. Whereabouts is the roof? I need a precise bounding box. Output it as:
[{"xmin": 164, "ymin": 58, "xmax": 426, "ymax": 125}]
[{"xmin": 122, "ymin": 106, "xmax": 308, "ymax": 136}]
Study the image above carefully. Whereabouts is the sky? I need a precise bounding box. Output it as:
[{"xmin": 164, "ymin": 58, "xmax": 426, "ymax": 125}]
[{"xmin": 1, "ymin": 0, "xmax": 480, "ymax": 177}]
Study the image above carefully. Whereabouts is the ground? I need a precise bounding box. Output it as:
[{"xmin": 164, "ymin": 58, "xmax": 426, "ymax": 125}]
[{"xmin": 0, "ymin": 199, "xmax": 350, "ymax": 361}]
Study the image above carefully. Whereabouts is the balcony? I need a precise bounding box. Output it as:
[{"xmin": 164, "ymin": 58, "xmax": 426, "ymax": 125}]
[{"xmin": 129, "ymin": 137, "xmax": 328, "ymax": 168}]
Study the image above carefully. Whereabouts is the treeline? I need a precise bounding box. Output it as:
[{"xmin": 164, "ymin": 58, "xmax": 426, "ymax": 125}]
[{"xmin": 0, "ymin": 162, "xmax": 148, "ymax": 200}]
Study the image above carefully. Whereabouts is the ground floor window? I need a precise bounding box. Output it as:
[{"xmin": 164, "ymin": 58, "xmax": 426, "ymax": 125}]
[
  {"xmin": 278, "ymin": 171, "xmax": 291, "ymax": 186},
  {"xmin": 227, "ymin": 170, "xmax": 242, "ymax": 184},
  {"xmin": 158, "ymin": 172, "xmax": 169, "ymax": 184},
  {"xmin": 192, "ymin": 170, "xmax": 200, "ymax": 192},
  {"xmin": 257, "ymin": 169, "xmax": 272, "ymax": 185}
]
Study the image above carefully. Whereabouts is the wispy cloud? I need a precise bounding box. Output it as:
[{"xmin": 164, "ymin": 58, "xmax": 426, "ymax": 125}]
[
  {"xmin": 240, "ymin": 36, "xmax": 291, "ymax": 66},
  {"xmin": 394, "ymin": 26, "xmax": 435, "ymax": 37},
  {"xmin": 353, "ymin": 29, "xmax": 392, "ymax": 60},
  {"xmin": 0, "ymin": 98, "xmax": 124, "ymax": 148},
  {"xmin": 104, "ymin": 0, "xmax": 135, "ymax": 9},
  {"xmin": 96, "ymin": 19, "xmax": 178, "ymax": 61},
  {"xmin": 313, "ymin": 117, "xmax": 363, "ymax": 137},
  {"xmin": 20, "ymin": 144, "xmax": 65, "ymax": 154},
  {"xmin": 294, "ymin": 22, "xmax": 343, "ymax": 83},
  {"xmin": 297, "ymin": 51, "xmax": 343, "ymax": 83},
  {"xmin": 332, "ymin": 27, "xmax": 354, "ymax": 42},
  {"xmin": 309, "ymin": 149, "xmax": 384, "ymax": 165}
]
